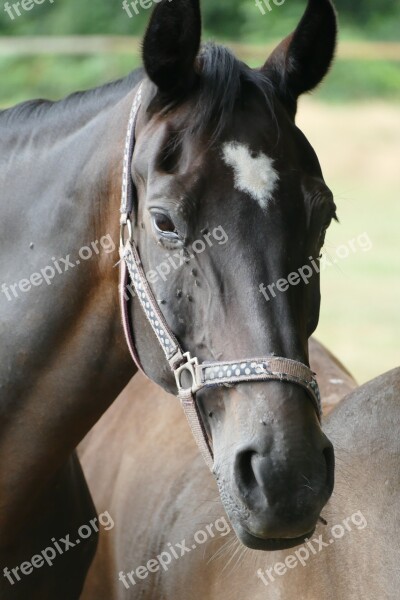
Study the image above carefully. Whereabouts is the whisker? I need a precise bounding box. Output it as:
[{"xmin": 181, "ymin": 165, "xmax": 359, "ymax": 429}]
[{"xmin": 221, "ymin": 540, "xmax": 242, "ymax": 573}]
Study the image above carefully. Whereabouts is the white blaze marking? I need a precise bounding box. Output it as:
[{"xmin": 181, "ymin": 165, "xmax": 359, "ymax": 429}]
[{"xmin": 222, "ymin": 142, "xmax": 279, "ymax": 209}]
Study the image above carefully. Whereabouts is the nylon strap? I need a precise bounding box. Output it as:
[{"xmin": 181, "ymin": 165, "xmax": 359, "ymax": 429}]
[{"xmin": 120, "ymin": 85, "xmax": 143, "ymax": 218}]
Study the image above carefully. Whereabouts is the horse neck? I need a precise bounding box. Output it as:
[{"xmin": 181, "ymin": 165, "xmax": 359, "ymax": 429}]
[{"xmin": 0, "ymin": 78, "xmax": 142, "ymax": 536}]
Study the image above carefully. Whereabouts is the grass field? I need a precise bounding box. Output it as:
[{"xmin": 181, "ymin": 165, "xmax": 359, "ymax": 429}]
[
  {"xmin": 1, "ymin": 41, "xmax": 398, "ymax": 383},
  {"xmin": 297, "ymin": 100, "xmax": 400, "ymax": 383}
]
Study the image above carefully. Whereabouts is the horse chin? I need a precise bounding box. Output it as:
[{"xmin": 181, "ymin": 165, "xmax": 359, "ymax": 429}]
[{"xmin": 233, "ymin": 522, "xmax": 316, "ymax": 551}]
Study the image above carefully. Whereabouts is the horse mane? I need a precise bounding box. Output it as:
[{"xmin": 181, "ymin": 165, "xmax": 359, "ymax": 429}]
[
  {"xmin": 0, "ymin": 69, "xmax": 144, "ymax": 133},
  {"xmin": 192, "ymin": 42, "xmax": 275, "ymax": 140}
]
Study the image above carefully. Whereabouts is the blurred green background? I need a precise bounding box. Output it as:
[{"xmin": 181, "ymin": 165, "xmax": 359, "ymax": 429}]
[{"xmin": 1, "ymin": 0, "xmax": 399, "ymax": 383}]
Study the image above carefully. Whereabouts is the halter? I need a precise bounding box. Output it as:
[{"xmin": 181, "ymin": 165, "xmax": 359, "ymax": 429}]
[{"xmin": 119, "ymin": 84, "xmax": 321, "ymax": 471}]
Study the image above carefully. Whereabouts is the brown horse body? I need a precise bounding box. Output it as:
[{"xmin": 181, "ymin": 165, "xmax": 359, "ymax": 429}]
[{"xmin": 77, "ymin": 341, "xmax": 400, "ymax": 600}]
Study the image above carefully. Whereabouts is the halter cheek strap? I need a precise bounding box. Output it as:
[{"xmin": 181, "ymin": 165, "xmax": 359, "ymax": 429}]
[{"xmin": 119, "ymin": 84, "xmax": 322, "ymax": 471}]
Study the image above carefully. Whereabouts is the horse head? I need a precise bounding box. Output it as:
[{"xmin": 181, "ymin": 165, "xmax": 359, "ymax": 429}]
[{"xmin": 128, "ymin": 0, "xmax": 338, "ymax": 550}]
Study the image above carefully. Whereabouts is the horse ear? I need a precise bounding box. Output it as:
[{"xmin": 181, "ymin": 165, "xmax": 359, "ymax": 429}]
[
  {"xmin": 142, "ymin": 0, "xmax": 201, "ymax": 97},
  {"xmin": 262, "ymin": 0, "xmax": 337, "ymax": 117}
]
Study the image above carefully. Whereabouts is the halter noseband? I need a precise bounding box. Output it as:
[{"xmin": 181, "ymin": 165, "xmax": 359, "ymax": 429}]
[{"xmin": 119, "ymin": 84, "xmax": 321, "ymax": 471}]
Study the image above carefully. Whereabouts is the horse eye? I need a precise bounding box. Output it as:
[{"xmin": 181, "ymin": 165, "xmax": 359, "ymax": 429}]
[{"xmin": 152, "ymin": 212, "xmax": 177, "ymax": 235}]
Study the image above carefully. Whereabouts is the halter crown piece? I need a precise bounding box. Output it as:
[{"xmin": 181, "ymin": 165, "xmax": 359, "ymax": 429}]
[{"xmin": 119, "ymin": 84, "xmax": 322, "ymax": 471}]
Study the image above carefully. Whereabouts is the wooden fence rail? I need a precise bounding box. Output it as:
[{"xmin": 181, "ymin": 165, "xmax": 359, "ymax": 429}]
[{"xmin": 0, "ymin": 36, "xmax": 399, "ymax": 60}]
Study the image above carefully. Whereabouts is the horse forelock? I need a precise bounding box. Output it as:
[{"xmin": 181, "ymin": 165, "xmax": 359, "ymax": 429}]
[
  {"xmin": 194, "ymin": 43, "xmax": 276, "ymax": 140},
  {"xmin": 151, "ymin": 42, "xmax": 276, "ymax": 145}
]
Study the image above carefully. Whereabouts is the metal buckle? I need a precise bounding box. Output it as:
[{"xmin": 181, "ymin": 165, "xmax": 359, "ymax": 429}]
[
  {"xmin": 174, "ymin": 352, "xmax": 201, "ymax": 394},
  {"xmin": 120, "ymin": 214, "xmax": 133, "ymax": 248}
]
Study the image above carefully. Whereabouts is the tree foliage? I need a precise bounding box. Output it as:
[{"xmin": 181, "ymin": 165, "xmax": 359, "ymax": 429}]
[{"xmin": 0, "ymin": 0, "xmax": 398, "ymax": 38}]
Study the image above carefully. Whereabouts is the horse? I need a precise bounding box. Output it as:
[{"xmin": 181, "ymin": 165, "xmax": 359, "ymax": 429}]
[
  {"xmin": 1, "ymin": 0, "xmax": 339, "ymax": 595},
  {"xmin": 80, "ymin": 366, "xmax": 399, "ymax": 600}
]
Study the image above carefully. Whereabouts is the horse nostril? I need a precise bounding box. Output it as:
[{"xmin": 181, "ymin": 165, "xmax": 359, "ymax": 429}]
[
  {"xmin": 322, "ymin": 444, "xmax": 335, "ymax": 496},
  {"xmin": 235, "ymin": 450, "xmax": 258, "ymax": 496}
]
